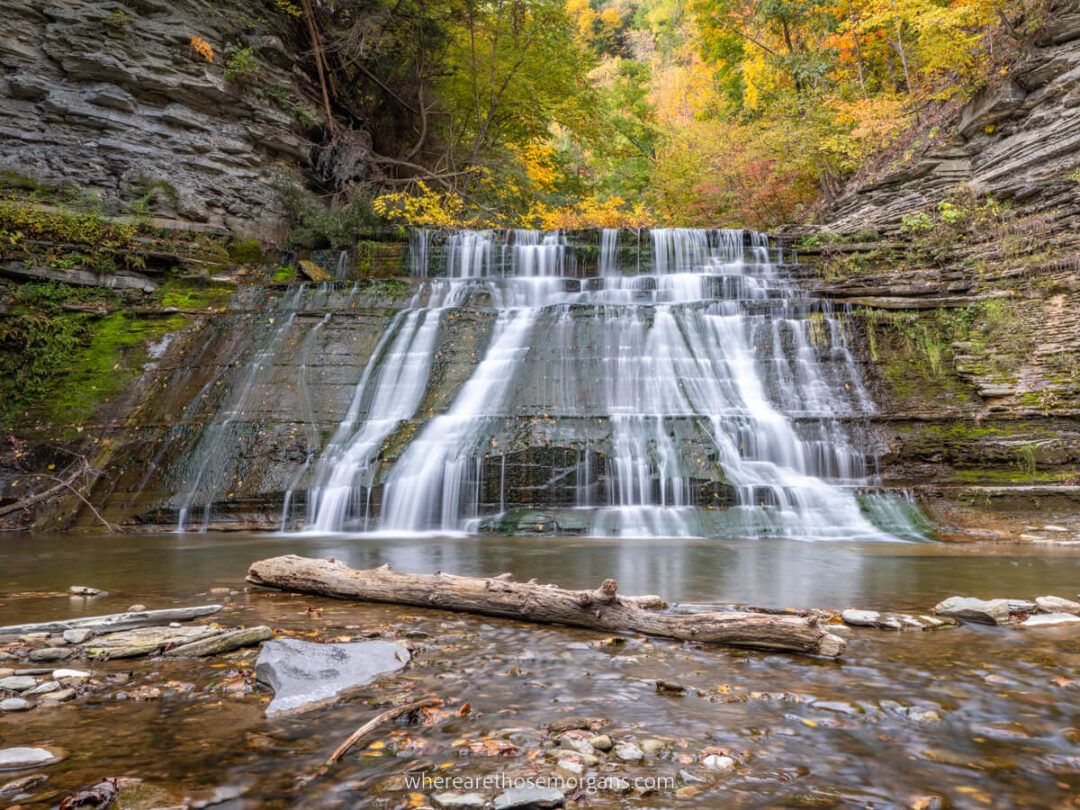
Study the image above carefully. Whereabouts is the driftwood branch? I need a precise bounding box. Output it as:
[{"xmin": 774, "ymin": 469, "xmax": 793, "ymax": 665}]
[
  {"xmin": 246, "ymin": 556, "xmax": 845, "ymax": 657},
  {"xmin": 297, "ymin": 698, "xmax": 440, "ymax": 788}
]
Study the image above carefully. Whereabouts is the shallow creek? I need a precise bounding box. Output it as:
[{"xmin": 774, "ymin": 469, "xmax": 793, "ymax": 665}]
[{"xmin": 1, "ymin": 533, "xmax": 1079, "ymax": 808}]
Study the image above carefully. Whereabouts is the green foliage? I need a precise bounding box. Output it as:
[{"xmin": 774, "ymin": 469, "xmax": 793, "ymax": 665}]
[
  {"xmin": 273, "ymin": 173, "xmax": 380, "ymax": 249},
  {"xmin": 104, "ymin": 7, "xmax": 133, "ymax": 31},
  {"xmin": 0, "ymin": 199, "xmax": 142, "ymax": 274},
  {"xmin": 271, "ymin": 265, "xmax": 298, "ymax": 283},
  {"xmin": 224, "ymin": 46, "xmax": 260, "ymax": 86}
]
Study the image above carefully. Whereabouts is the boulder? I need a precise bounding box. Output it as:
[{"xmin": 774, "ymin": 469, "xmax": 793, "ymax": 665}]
[
  {"xmin": 932, "ymin": 597, "xmax": 1011, "ymax": 625},
  {"xmin": 298, "ymin": 260, "xmax": 332, "ymax": 282},
  {"xmin": 254, "ymin": 638, "xmax": 410, "ymax": 717}
]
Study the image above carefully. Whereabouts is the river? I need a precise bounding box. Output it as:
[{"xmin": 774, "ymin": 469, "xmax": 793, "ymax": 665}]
[{"xmin": 2, "ymin": 533, "xmax": 1079, "ymax": 807}]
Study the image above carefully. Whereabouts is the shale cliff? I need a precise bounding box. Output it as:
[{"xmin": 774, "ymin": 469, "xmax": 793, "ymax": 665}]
[
  {"xmin": 797, "ymin": 3, "xmax": 1080, "ymax": 539},
  {"xmin": 0, "ymin": 0, "xmax": 319, "ymax": 236}
]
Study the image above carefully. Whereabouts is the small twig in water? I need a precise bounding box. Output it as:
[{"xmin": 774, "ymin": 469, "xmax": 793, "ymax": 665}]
[{"xmin": 295, "ymin": 697, "xmax": 441, "ymax": 788}]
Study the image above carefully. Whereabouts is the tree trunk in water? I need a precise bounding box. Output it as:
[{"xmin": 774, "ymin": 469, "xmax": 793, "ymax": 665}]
[{"xmin": 246, "ymin": 555, "xmax": 846, "ymax": 657}]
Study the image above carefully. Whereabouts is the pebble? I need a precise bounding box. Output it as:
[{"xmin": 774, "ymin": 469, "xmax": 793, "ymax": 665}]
[
  {"xmin": 812, "ymin": 700, "xmax": 859, "ymax": 716},
  {"xmin": 679, "ymin": 769, "xmax": 705, "ymax": 784},
  {"xmin": 1044, "ymin": 525, "xmax": 1068, "ymax": 532},
  {"xmin": 492, "ymin": 786, "xmax": 565, "ymax": 809},
  {"xmin": 0, "ymin": 676, "xmax": 37, "ymax": 692},
  {"xmin": 128, "ymin": 604, "xmax": 148, "ymax": 612},
  {"xmin": 614, "ymin": 743, "xmax": 644, "ymax": 762},
  {"xmin": 62, "ymin": 629, "xmax": 93, "ymax": 645},
  {"xmin": 0, "ymin": 698, "xmax": 30, "ymax": 712},
  {"xmin": 588, "ymin": 734, "xmax": 613, "ymax": 751},
  {"xmin": 556, "ymin": 756, "xmax": 584, "ymax": 775},
  {"xmin": 676, "ymin": 785, "xmax": 704, "ymax": 799},
  {"xmin": 703, "ymin": 754, "xmax": 735, "ymax": 771},
  {"xmin": 28, "ymin": 648, "xmax": 70, "ymax": 663},
  {"xmin": 432, "ymin": 793, "xmax": 487, "ymax": 809},
  {"xmin": 0, "ymin": 747, "xmax": 59, "ymax": 769},
  {"xmin": 0, "ymin": 669, "xmax": 12, "ymax": 678},
  {"xmin": 641, "ymin": 738, "xmax": 666, "ymax": 755}
]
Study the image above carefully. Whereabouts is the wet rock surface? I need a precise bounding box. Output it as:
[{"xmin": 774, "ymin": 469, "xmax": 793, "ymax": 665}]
[
  {"xmin": 0, "ymin": 0, "xmax": 318, "ymax": 234},
  {"xmin": 255, "ymin": 638, "xmax": 410, "ymax": 717},
  {"xmin": 932, "ymin": 596, "xmax": 1011, "ymax": 624}
]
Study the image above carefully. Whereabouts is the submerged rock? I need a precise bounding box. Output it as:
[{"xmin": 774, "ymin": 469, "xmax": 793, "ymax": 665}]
[
  {"xmin": 0, "ymin": 747, "xmax": 59, "ymax": 770},
  {"xmin": 68, "ymin": 586, "xmax": 105, "ymax": 597},
  {"xmin": 614, "ymin": 743, "xmax": 644, "ymax": 762},
  {"xmin": 254, "ymin": 638, "xmax": 410, "ymax": 717},
  {"xmin": 842, "ymin": 609, "xmax": 957, "ymax": 631},
  {"xmin": 433, "ymin": 792, "xmax": 488, "ymax": 809},
  {"xmin": 492, "ymin": 786, "xmax": 565, "ymax": 809},
  {"xmin": 703, "ymin": 754, "xmax": 735, "ymax": 771},
  {"xmin": 1035, "ymin": 596, "xmax": 1080, "ymax": 615},
  {"xmin": 0, "ymin": 773, "xmax": 48, "ymax": 797},
  {"xmin": 1022, "ymin": 613, "xmax": 1080, "ymax": 627},
  {"xmin": 932, "ymin": 597, "xmax": 1010, "ymax": 625},
  {"xmin": 28, "ymin": 648, "xmax": 70, "ymax": 663},
  {"xmin": 0, "ymin": 698, "xmax": 30, "ymax": 712}
]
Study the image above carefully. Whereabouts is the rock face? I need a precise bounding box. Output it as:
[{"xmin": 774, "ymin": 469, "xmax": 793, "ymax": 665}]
[
  {"xmin": 824, "ymin": 5, "xmax": 1080, "ymax": 234},
  {"xmin": 254, "ymin": 638, "xmax": 410, "ymax": 717},
  {"xmin": 0, "ymin": 0, "xmax": 320, "ymax": 236}
]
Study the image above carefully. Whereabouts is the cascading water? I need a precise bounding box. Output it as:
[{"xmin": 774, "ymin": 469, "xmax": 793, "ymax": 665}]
[{"xmin": 296, "ymin": 227, "xmax": 923, "ymax": 540}]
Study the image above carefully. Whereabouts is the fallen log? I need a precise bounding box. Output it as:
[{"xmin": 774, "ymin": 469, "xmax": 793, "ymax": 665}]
[
  {"xmin": 0, "ymin": 605, "xmax": 222, "ymax": 637},
  {"xmin": 246, "ymin": 556, "xmax": 845, "ymax": 657}
]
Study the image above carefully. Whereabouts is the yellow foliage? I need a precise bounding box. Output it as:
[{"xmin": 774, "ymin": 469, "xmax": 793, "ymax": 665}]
[
  {"xmin": 515, "ymin": 143, "xmax": 561, "ymax": 193},
  {"xmin": 525, "ymin": 196, "xmax": 655, "ymax": 229},
  {"xmin": 373, "ymin": 183, "xmax": 486, "ymax": 229},
  {"xmin": 190, "ymin": 35, "xmax": 214, "ymax": 63}
]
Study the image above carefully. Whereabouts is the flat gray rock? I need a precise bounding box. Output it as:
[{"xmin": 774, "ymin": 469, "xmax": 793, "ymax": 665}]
[
  {"xmin": 255, "ymin": 638, "xmax": 410, "ymax": 717},
  {"xmin": 0, "ymin": 698, "xmax": 30, "ymax": 712},
  {"xmin": 933, "ymin": 597, "xmax": 1010, "ymax": 625},
  {"xmin": 1022, "ymin": 613, "xmax": 1080, "ymax": 627},
  {"xmin": 0, "ymin": 747, "xmax": 58, "ymax": 770},
  {"xmin": 1035, "ymin": 596, "xmax": 1080, "ymax": 615},
  {"xmin": 433, "ymin": 792, "xmax": 488, "ymax": 808},
  {"xmin": 493, "ymin": 786, "xmax": 565, "ymax": 809},
  {"xmin": 0, "ymin": 676, "xmax": 37, "ymax": 692},
  {"xmin": 85, "ymin": 625, "xmax": 222, "ymax": 659}
]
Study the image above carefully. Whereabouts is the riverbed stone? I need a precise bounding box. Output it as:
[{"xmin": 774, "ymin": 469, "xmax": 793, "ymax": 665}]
[
  {"xmin": 25, "ymin": 681, "xmax": 59, "ymax": 696},
  {"xmin": 85, "ymin": 625, "xmax": 222, "ymax": 659},
  {"xmin": 703, "ymin": 754, "xmax": 735, "ymax": 771},
  {"xmin": 68, "ymin": 586, "xmax": 105, "ymax": 597},
  {"xmin": 588, "ymin": 734, "xmax": 613, "ymax": 751},
  {"xmin": 433, "ymin": 793, "xmax": 487, "ymax": 809},
  {"xmin": 641, "ymin": 738, "xmax": 666, "ymax": 754},
  {"xmin": 556, "ymin": 756, "xmax": 584, "ymax": 775},
  {"xmin": 0, "ymin": 676, "xmax": 37, "ymax": 692},
  {"xmin": 52, "ymin": 669, "xmax": 91, "ymax": 681},
  {"xmin": 28, "ymin": 648, "xmax": 70, "ymax": 663},
  {"xmin": 0, "ymin": 748, "xmax": 58, "ymax": 770},
  {"xmin": 1035, "ymin": 596, "xmax": 1080, "ymax": 615},
  {"xmin": 493, "ymin": 786, "xmax": 565, "ymax": 809},
  {"xmin": 0, "ymin": 772, "xmax": 48, "ymax": 796},
  {"xmin": 39, "ymin": 688, "xmax": 75, "ymax": 702},
  {"xmin": 614, "ymin": 743, "xmax": 644, "ymax": 762},
  {"xmin": 933, "ymin": 597, "xmax": 1011, "ymax": 625},
  {"xmin": 255, "ymin": 638, "xmax": 410, "ymax": 717},
  {"xmin": 163, "ymin": 626, "xmax": 273, "ymax": 657},
  {"xmin": 0, "ymin": 698, "xmax": 30, "ymax": 712},
  {"xmin": 62, "ymin": 629, "xmax": 94, "ymax": 644},
  {"xmin": 1022, "ymin": 613, "xmax": 1080, "ymax": 627}
]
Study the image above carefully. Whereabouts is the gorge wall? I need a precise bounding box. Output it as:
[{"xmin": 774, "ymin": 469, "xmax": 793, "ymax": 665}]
[{"xmin": 0, "ymin": 0, "xmax": 320, "ymax": 237}]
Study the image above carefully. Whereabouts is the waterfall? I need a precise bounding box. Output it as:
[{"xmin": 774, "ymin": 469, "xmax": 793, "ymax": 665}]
[
  {"xmin": 334, "ymin": 250, "xmax": 349, "ymax": 280},
  {"xmin": 294, "ymin": 227, "xmax": 921, "ymax": 540}
]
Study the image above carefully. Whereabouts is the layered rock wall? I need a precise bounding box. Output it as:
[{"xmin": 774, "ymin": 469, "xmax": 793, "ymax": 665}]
[{"xmin": 0, "ymin": 0, "xmax": 319, "ymax": 237}]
